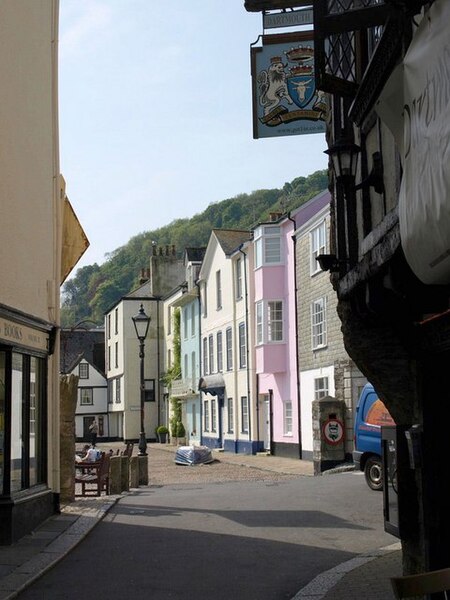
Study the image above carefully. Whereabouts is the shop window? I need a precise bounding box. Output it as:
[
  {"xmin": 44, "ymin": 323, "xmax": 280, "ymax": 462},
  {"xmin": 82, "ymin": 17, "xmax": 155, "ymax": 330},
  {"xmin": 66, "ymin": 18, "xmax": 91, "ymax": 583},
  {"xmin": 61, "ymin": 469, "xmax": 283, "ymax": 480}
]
[{"xmin": 7, "ymin": 351, "xmax": 45, "ymax": 494}]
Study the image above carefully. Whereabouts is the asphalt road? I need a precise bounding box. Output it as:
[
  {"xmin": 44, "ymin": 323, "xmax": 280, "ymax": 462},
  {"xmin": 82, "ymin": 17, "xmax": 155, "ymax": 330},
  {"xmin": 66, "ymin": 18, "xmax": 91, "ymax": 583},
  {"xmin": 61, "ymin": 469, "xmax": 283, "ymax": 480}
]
[{"xmin": 18, "ymin": 448, "xmax": 395, "ymax": 600}]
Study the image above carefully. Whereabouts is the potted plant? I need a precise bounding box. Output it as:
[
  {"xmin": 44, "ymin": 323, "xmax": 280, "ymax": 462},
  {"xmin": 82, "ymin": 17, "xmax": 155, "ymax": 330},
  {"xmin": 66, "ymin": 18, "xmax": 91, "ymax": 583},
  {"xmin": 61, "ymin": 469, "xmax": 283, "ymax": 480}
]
[
  {"xmin": 175, "ymin": 421, "xmax": 186, "ymax": 446},
  {"xmin": 156, "ymin": 425, "xmax": 169, "ymax": 444}
]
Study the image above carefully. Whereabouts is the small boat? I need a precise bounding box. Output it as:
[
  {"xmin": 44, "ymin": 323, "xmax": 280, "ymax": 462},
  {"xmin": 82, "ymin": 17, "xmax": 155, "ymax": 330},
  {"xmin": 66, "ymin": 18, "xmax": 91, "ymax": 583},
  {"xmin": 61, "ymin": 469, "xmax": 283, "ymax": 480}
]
[{"xmin": 174, "ymin": 445, "xmax": 214, "ymax": 466}]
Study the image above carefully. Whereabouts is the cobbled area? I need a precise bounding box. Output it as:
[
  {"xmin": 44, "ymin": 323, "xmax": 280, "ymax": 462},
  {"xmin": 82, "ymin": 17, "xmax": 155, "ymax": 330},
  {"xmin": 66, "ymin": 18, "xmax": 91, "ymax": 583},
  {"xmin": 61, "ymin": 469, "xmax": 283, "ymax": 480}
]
[{"xmin": 147, "ymin": 445, "xmax": 297, "ymax": 486}]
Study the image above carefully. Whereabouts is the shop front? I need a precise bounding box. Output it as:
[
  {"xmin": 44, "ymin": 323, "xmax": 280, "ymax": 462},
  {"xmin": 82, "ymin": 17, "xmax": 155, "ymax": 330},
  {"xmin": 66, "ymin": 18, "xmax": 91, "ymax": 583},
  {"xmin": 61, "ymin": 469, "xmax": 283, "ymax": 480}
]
[{"xmin": 0, "ymin": 307, "xmax": 55, "ymax": 545}]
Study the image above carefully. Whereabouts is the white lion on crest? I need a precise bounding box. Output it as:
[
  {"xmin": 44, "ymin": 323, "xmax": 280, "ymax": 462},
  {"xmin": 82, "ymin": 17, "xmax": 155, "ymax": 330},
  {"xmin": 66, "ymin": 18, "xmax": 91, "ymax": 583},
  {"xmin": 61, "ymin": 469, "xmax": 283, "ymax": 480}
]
[{"xmin": 258, "ymin": 56, "xmax": 293, "ymax": 116}]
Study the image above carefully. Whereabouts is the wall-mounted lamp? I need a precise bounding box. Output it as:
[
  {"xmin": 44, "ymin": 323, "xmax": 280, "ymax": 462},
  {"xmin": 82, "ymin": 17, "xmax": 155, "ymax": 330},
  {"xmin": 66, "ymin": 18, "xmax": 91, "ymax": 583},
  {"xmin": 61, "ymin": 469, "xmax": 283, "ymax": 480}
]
[
  {"xmin": 324, "ymin": 137, "xmax": 384, "ymax": 194},
  {"xmin": 324, "ymin": 136, "xmax": 361, "ymax": 181},
  {"xmin": 316, "ymin": 254, "xmax": 349, "ymax": 273}
]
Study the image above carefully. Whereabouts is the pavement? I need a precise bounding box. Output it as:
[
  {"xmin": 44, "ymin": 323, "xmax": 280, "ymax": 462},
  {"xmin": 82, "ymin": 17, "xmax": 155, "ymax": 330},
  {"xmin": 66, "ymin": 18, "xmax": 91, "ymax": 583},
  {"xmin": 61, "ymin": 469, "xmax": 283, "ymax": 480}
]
[{"xmin": 0, "ymin": 443, "xmax": 402, "ymax": 600}]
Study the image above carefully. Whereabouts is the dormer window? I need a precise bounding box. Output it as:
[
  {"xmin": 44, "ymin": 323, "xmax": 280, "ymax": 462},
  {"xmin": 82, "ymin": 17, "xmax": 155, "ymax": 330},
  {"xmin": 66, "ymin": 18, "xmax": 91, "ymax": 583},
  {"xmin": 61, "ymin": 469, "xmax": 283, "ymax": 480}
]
[{"xmin": 254, "ymin": 225, "xmax": 282, "ymax": 268}]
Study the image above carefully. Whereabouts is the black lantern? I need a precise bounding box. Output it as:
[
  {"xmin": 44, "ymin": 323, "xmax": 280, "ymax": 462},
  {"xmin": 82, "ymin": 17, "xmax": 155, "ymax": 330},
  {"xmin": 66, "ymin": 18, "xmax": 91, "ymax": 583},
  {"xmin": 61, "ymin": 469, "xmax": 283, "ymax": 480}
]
[
  {"xmin": 132, "ymin": 304, "xmax": 151, "ymax": 456},
  {"xmin": 324, "ymin": 136, "xmax": 361, "ymax": 182}
]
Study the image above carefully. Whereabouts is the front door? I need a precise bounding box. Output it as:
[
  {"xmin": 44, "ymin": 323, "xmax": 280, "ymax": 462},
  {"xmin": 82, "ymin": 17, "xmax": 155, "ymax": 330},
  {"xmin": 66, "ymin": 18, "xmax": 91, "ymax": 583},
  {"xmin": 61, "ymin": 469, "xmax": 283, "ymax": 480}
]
[{"xmin": 262, "ymin": 395, "xmax": 271, "ymax": 451}]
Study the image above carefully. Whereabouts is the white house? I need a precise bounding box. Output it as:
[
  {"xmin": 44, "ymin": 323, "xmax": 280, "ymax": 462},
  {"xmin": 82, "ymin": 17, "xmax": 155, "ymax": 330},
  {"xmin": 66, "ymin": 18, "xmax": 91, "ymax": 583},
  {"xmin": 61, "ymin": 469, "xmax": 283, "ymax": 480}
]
[{"xmin": 198, "ymin": 230, "xmax": 260, "ymax": 454}]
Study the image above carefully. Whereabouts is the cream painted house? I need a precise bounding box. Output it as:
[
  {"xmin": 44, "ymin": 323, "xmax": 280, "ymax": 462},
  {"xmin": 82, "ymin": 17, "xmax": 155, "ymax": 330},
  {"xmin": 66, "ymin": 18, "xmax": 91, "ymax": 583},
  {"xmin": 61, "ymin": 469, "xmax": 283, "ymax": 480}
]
[
  {"xmin": 198, "ymin": 230, "xmax": 260, "ymax": 454},
  {"xmin": 0, "ymin": 1, "xmax": 88, "ymax": 544},
  {"xmin": 105, "ymin": 247, "xmax": 184, "ymax": 442}
]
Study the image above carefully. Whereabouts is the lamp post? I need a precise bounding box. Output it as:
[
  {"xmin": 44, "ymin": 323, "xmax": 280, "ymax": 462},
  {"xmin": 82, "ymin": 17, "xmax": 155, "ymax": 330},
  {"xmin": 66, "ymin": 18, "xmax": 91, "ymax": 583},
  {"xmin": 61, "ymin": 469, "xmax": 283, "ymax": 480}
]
[
  {"xmin": 325, "ymin": 135, "xmax": 361, "ymax": 268},
  {"xmin": 132, "ymin": 303, "xmax": 151, "ymax": 456}
]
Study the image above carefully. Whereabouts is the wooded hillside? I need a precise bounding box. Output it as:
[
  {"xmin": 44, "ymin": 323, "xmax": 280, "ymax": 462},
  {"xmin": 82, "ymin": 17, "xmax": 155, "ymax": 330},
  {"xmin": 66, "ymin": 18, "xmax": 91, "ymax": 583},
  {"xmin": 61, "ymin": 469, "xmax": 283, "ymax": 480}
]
[{"xmin": 61, "ymin": 169, "xmax": 328, "ymax": 327}]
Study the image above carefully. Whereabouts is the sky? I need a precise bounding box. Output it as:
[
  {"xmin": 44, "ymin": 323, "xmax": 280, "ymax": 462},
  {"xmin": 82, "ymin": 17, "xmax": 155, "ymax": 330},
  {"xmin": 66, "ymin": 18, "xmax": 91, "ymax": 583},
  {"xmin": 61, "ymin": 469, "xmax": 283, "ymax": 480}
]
[{"xmin": 58, "ymin": 1, "xmax": 328, "ymax": 272}]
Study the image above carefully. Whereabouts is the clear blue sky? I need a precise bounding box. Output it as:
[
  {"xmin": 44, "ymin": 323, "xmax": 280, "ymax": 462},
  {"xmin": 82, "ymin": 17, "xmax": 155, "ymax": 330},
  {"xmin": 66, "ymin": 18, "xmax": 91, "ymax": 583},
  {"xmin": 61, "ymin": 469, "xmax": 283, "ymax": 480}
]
[{"xmin": 58, "ymin": 1, "xmax": 328, "ymax": 271}]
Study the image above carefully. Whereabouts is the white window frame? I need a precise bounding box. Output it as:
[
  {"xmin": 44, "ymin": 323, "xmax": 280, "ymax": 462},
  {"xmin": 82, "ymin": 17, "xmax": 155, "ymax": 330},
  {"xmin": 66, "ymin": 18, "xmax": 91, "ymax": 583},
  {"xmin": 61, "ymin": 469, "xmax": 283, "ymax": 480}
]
[
  {"xmin": 216, "ymin": 270, "xmax": 222, "ymax": 310},
  {"xmin": 311, "ymin": 297, "xmax": 327, "ymax": 349},
  {"xmin": 227, "ymin": 397, "xmax": 234, "ymax": 433},
  {"xmin": 310, "ymin": 220, "xmax": 327, "ymax": 275},
  {"xmin": 208, "ymin": 335, "xmax": 214, "ymax": 374},
  {"xmin": 217, "ymin": 331, "xmax": 223, "ymax": 372},
  {"xmin": 283, "ymin": 400, "xmax": 293, "ymax": 436},
  {"xmin": 238, "ymin": 323, "xmax": 246, "ymax": 368},
  {"xmin": 226, "ymin": 328, "xmax": 233, "ymax": 371},
  {"xmin": 211, "ymin": 399, "xmax": 217, "ymax": 432},
  {"xmin": 255, "ymin": 300, "xmax": 284, "ymax": 344},
  {"xmin": 190, "ymin": 302, "xmax": 195, "ymax": 337},
  {"xmin": 268, "ymin": 300, "xmax": 283, "ymax": 342},
  {"xmin": 254, "ymin": 225, "xmax": 282, "ymax": 268},
  {"xmin": 204, "ymin": 399, "xmax": 210, "ymax": 431},
  {"xmin": 236, "ymin": 258, "xmax": 243, "ymax": 300},
  {"xmin": 256, "ymin": 301, "xmax": 263, "ymax": 345},
  {"xmin": 314, "ymin": 376, "xmax": 329, "ymax": 400},
  {"xmin": 241, "ymin": 396, "xmax": 249, "ymax": 433}
]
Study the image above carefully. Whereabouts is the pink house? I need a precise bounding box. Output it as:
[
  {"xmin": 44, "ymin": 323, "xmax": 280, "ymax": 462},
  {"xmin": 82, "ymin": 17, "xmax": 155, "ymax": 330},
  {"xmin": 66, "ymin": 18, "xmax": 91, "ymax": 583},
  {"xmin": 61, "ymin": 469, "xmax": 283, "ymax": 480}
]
[{"xmin": 253, "ymin": 211, "xmax": 300, "ymax": 458}]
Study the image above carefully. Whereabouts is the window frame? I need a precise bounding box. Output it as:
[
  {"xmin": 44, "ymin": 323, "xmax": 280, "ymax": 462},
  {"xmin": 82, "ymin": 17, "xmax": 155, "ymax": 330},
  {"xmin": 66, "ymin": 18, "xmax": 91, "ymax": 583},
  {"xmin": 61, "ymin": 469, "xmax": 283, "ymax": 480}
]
[
  {"xmin": 79, "ymin": 362, "xmax": 89, "ymax": 379},
  {"xmin": 226, "ymin": 328, "xmax": 233, "ymax": 371},
  {"xmin": 80, "ymin": 387, "xmax": 93, "ymax": 406},
  {"xmin": 311, "ymin": 297, "xmax": 327, "ymax": 350},
  {"xmin": 238, "ymin": 323, "xmax": 246, "ymax": 368},
  {"xmin": 283, "ymin": 400, "xmax": 293, "ymax": 436},
  {"xmin": 216, "ymin": 270, "xmax": 222, "ymax": 310},
  {"xmin": 217, "ymin": 331, "xmax": 223, "ymax": 373},
  {"xmin": 254, "ymin": 225, "xmax": 282, "ymax": 268},
  {"xmin": 241, "ymin": 396, "xmax": 249, "ymax": 433},
  {"xmin": 310, "ymin": 220, "xmax": 327, "ymax": 275}
]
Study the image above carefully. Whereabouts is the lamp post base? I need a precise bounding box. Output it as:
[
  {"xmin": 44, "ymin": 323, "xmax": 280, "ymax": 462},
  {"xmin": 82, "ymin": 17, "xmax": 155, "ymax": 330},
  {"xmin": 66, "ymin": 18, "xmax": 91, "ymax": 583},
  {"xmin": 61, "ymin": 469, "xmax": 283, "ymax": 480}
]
[{"xmin": 138, "ymin": 432, "xmax": 147, "ymax": 456}]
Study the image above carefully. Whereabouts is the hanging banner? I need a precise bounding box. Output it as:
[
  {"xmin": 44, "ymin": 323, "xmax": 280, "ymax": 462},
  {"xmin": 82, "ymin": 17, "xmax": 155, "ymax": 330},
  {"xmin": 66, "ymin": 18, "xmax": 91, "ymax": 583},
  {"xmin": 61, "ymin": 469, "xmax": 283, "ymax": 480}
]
[
  {"xmin": 396, "ymin": 0, "xmax": 450, "ymax": 285},
  {"xmin": 251, "ymin": 32, "xmax": 327, "ymax": 139}
]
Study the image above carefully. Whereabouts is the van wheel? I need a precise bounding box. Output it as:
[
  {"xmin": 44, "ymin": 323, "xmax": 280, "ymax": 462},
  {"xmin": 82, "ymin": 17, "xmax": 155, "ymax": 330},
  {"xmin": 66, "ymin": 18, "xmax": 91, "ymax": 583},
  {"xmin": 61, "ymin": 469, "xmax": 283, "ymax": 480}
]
[{"xmin": 364, "ymin": 457, "xmax": 383, "ymax": 491}]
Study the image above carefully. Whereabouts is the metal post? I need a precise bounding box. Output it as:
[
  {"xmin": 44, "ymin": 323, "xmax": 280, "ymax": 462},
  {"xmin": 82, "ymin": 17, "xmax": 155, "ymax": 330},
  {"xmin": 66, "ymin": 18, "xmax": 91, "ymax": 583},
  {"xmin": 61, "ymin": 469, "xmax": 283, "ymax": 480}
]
[{"xmin": 138, "ymin": 338, "xmax": 147, "ymax": 456}]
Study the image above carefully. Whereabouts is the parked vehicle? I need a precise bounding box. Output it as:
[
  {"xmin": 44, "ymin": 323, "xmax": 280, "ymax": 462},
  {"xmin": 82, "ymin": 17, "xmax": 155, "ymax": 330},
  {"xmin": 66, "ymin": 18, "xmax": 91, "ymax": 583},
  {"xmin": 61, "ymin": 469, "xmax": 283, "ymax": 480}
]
[{"xmin": 353, "ymin": 383, "xmax": 395, "ymax": 490}]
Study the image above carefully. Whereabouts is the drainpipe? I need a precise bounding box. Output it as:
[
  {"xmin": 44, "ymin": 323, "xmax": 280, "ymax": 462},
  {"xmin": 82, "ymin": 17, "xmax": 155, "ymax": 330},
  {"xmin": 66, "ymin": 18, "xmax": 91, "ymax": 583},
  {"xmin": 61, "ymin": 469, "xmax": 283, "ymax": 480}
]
[
  {"xmin": 289, "ymin": 213, "xmax": 302, "ymax": 459},
  {"xmin": 157, "ymin": 299, "xmax": 161, "ymax": 428},
  {"xmin": 239, "ymin": 246, "xmax": 252, "ymax": 449},
  {"xmin": 268, "ymin": 388, "xmax": 274, "ymax": 454},
  {"xmin": 195, "ymin": 280, "xmax": 203, "ymax": 444}
]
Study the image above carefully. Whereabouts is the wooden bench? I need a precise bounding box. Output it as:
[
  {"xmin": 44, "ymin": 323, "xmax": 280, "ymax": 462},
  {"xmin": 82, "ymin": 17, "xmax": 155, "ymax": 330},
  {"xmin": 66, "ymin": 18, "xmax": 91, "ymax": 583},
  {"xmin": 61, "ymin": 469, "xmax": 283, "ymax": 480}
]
[
  {"xmin": 75, "ymin": 452, "xmax": 110, "ymax": 496},
  {"xmin": 115, "ymin": 442, "xmax": 134, "ymax": 457}
]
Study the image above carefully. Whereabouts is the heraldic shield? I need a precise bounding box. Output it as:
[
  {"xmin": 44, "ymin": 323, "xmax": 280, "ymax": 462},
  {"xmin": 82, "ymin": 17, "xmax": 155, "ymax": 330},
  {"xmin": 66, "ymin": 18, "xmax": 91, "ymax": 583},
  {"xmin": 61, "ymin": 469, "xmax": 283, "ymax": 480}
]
[{"xmin": 287, "ymin": 74, "xmax": 315, "ymax": 109}]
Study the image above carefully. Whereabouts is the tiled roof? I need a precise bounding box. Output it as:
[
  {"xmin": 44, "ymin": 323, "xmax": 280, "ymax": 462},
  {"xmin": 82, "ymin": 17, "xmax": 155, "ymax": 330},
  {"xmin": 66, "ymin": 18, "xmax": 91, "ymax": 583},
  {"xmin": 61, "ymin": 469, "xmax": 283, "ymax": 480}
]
[{"xmin": 213, "ymin": 229, "xmax": 252, "ymax": 256}]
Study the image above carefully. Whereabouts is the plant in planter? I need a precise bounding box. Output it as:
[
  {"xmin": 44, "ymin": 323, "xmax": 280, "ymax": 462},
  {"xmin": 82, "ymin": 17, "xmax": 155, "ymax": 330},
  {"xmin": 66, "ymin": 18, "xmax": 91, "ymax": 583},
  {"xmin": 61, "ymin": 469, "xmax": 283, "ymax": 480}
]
[
  {"xmin": 156, "ymin": 425, "xmax": 169, "ymax": 444},
  {"xmin": 175, "ymin": 421, "xmax": 186, "ymax": 445}
]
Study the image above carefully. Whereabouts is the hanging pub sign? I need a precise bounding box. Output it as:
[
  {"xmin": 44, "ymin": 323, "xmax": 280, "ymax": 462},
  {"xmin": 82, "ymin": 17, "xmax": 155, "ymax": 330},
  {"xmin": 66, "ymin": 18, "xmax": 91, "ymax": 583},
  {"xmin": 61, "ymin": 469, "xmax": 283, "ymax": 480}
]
[{"xmin": 251, "ymin": 31, "xmax": 326, "ymax": 139}]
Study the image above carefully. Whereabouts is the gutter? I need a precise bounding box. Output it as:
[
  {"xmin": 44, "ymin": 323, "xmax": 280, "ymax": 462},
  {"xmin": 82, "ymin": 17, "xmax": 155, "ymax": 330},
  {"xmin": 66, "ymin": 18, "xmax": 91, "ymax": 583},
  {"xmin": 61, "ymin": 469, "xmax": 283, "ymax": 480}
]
[{"xmin": 289, "ymin": 213, "xmax": 302, "ymax": 459}]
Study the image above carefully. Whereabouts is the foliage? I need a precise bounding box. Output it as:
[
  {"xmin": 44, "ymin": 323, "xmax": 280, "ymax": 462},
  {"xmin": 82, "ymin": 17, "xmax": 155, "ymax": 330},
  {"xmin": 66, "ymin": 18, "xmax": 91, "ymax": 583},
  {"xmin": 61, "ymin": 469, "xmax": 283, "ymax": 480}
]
[
  {"xmin": 60, "ymin": 170, "xmax": 328, "ymax": 327},
  {"xmin": 170, "ymin": 397, "xmax": 183, "ymax": 438},
  {"xmin": 159, "ymin": 308, "xmax": 181, "ymax": 386},
  {"xmin": 156, "ymin": 425, "xmax": 169, "ymax": 434}
]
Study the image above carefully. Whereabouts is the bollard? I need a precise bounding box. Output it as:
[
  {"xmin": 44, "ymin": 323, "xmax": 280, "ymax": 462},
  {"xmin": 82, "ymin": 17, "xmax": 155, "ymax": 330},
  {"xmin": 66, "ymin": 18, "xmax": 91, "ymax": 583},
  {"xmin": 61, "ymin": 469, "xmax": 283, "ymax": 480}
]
[
  {"xmin": 129, "ymin": 456, "xmax": 139, "ymax": 488},
  {"xmin": 109, "ymin": 456, "xmax": 122, "ymax": 495},
  {"xmin": 138, "ymin": 455, "xmax": 149, "ymax": 486},
  {"xmin": 120, "ymin": 456, "xmax": 130, "ymax": 492}
]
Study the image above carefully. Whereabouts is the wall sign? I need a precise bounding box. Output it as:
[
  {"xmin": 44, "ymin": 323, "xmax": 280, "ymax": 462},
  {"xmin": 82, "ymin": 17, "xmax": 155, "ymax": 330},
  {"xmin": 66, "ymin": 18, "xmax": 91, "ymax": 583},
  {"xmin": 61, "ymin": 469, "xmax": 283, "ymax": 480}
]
[
  {"xmin": 322, "ymin": 417, "xmax": 344, "ymax": 446},
  {"xmin": 251, "ymin": 32, "xmax": 327, "ymax": 139}
]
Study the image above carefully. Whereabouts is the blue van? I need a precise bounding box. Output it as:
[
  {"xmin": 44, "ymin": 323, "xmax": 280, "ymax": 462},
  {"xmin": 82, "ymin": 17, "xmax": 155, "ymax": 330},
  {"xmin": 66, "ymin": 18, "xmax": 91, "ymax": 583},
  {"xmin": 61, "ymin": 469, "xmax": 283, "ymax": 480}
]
[{"xmin": 353, "ymin": 383, "xmax": 395, "ymax": 490}]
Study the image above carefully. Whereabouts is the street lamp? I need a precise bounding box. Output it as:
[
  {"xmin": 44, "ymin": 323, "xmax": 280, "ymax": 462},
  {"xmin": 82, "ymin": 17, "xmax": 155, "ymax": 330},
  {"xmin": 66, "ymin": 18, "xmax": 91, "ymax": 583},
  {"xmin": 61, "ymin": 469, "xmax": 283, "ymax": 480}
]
[{"xmin": 132, "ymin": 303, "xmax": 151, "ymax": 456}]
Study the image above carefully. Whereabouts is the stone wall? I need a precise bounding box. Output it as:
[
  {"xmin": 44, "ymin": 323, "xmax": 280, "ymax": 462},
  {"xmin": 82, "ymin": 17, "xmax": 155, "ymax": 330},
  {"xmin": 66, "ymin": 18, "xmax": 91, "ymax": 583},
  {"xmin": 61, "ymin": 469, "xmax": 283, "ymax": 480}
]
[{"xmin": 60, "ymin": 374, "xmax": 78, "ymax": 504}]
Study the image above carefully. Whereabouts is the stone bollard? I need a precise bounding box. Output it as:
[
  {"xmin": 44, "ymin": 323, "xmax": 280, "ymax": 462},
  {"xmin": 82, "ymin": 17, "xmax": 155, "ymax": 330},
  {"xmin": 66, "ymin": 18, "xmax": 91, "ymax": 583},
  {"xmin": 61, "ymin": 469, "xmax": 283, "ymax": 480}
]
[
  {"xmin": 109, "ymin": 456, "xmax": 122, "ymax": 495},
  {"xmin": 138, "ymin": 455, "xmax": 149, "ymax": 486},
  {"xmin": 120, "ymin": 456, "xmax": 130, "ymax": 492},
  {"xmin": 129, "ymin": 456, "xmax": 139, "ymax": 488}
]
